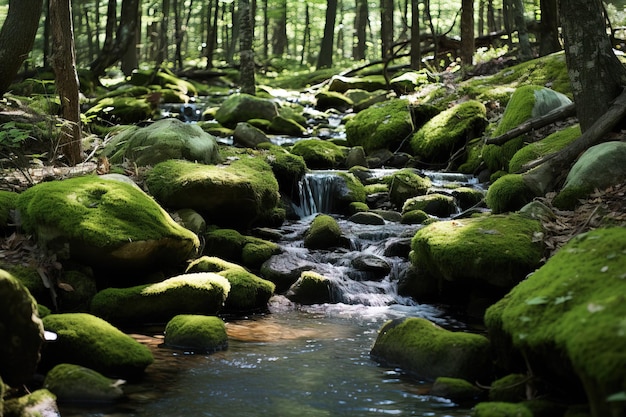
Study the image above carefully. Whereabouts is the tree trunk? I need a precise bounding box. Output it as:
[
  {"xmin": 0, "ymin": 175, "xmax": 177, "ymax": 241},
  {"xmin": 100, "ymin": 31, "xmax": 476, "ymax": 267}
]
[
  {"xmin": 239, "ymin": 0, "xmax": 256, "ymax": 95},
  {"xmin": 271, "ymin": 0, "xmax": 287, "ymax": 56},
  {"xmin": 317, "ymin": 0, "xmax": 337, "ymax": 69},
  {"xmin": 49, "ymin": 0, "xmax": 82, "ymax": 165},
  {"xmin": 205, "ymin": 0, "xmax": 218, "ymax": 69},
  {"xmin": 0, "ymin": 0, "xmax": 44, "ymax": 96},
  {"xmin": 262, "ymin": 0, "xmax": 268, "ymax": 59},
  {"xmin": 511, "ymin": 0, "xmax": 532, "ymax": 61},
  {"xmin": 460, "ymin": 0, "xmax": 475, "ymax": 65},
  {"xmin": 353, "ymin": 0, "xmax": 368, "ymax": 61},
  {"xmin": 380, "ymin": 0, "xmax": 394, "ymax": 59},
  {"xmin": 121, "ymin": 6, "xmax": 140, "ymax": 75},
  {"xmin": 157, "ymin": 0, "xmax": 170, "ymax": 65},
  {"xmin": 538, "ymin": 0, "xmax": 560, "ymax": 56},
  {"xmin": 410, "ymin": 0, "xmax": 420, "ymax": 69},
  {"xmin": 89, "ymin": 0, "xmax": 140, "ymax": 78},
  {"xmin": 560, "ymin": 0, "xmax": 626, "ymax": 132},
  {"xmin": 300, "ymin": 4, "xmax": 310, "ymax": 65}
]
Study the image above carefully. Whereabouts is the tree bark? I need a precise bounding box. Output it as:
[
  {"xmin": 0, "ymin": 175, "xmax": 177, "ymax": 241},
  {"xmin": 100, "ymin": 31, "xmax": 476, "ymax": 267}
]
[
  {"xmin": 410, "ymin": 0, "xmax": 420, "ymax": 69},
  {"xmin": 353, "ymin": 0, "xmax": 368, "ymax": 61},
  {"xmin": 560, "ymin": 0, "xmax": 626, "ymax": 132},
  {"xmin": 317, "ymin": 0, "xmax": 337, "ymax": 69},
  {"xmin": 49, "ymin": 0, "xmax": 82, "ymax": 165},
  {"xmin": 538, "ymin": 0, "xmax": 560, "ymax": 56},
  {"xmin": 460, "ymin": 0, "xmax": 475, "ymax": 65},
  {"xmin": 0, "ymin": 0, "xmax": 44, "ymax": 96},
  {"xmin": 271, "ymin": 0, "xmax": 287, "ymax": 56},
  {"xmin": 510, "ymin": 0, "xmax": 532, "ymax": 61},
  {"xmin": 239, "ymin": 0, "xmax": 256, "ymax": 95},
  {"xmin": 380, "ymin": 0, "xmax": 394, "ymax": 59}
]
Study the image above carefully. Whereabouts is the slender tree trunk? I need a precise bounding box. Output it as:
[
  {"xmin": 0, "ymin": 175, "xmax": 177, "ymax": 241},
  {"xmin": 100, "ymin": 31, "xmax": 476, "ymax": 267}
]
[
  {"xmin": 560, "ymin": 0, "xmax": 626, "ymax": 132},
  {"xmin": 262, "ymin": 0, "xmax": 268, "ymax": 59},
  {"xmin": 239, "ymin": 0, "xmax": 256, "ymax": 95},
  {"xmin": 157, "ymin": 0, "xmax": 170, "ymax": 64},
  {"xmin": 511, "ymin": 0, "xmax": 532, "ymax": 61},
  {"xmin": 380, "ymin": 0, "xmax": 394, "ymax": 59},
  {"xmin": 49, "ymin": 0, "xmax": 82, "ymax": 165},
  {"xmin": 317, "ymin": 0, "xmax": 337, "ymax": 69},
  {"xmin": 410, "ymin": 0, "xmax": 420, "ymax": 69},
  {"xmin": 205, "ymin": 0, "xmax": 218, "ymax": 69},
  {"xmin": 538, "ymin": 0, "xmax": 560, "ymax": 56},
  {"xmin": 487, "ymin": 0, "xmax": 497, "ymax": 33},
  {"xmin": 272, "ymin": 0, "xmax": 287, "ymax": 56},
  {"xmin": 121, "ymin": 6, "xmax": 140, "ymax": 75},
  {"xmin": 300, "ymin": 4, "xmax": 310, "ymax": 65},
  {"xmin": 353, "ymin": 0, "xmax": 368, "ymax": 61},
  {"xmin": 460, "ymin": 0, "xmax": 475, "ymax": 65},
  {"xmin": 0, "ymin": 0, "xmax": 45, "ymax": 96}
]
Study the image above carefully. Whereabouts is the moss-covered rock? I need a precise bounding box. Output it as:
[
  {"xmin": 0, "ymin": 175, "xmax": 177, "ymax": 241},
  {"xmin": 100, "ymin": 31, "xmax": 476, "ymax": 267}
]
[
  {"xmin": 216, "ymin": 268, "xmax": 275, "ymax": 312},
  {"xmin": 41, "ymin": 313, "xmax": 153, "ymax": 378},
  {"xmin": 89, "ymin": 273, "xmax": 230, "ymax": 325},
  {"xmin": 0, "ymin": 269, "xmax": 44, "ymax": 386},
  {"xmin": 290, "ymin": 139, "xmax": 345, "ymax": 169},
  {"xmin": 345, "ymin": 99, "xmax": 414, "ymax": 152},
  {"xmin": 0, "ymin": 190, "xmax": 17, "ymax": 230},
  {"xmin": 509, "ymin": 124, "xmax": 581, "ymax": 173},
  {"xmin": 328, "ymin": 75, "xmax": 388, "ymax": 93},
  {"xmin": 402, "ymin": 193, "xmax": 457, "ymax": 218},
  {"xmin": 145, "ymin": 157, "xmax": 281, "ymax": 229},
  {"xmin": 430, "ymin": 377, "xmax": 484, "ymax": 402},
  {"xmin": 410, "ymin": 100, "xmax": 487, "ymax": 166},
  {"xmin": 488, "ymin": 373, "xmax": 529, "ymax": 402},
  {"xmin": 44, "ymin": 363, "xmax": 124, "ymax": 403},
  {"xmin": 215, "ymin": 93, "xmax": 279, "ymax": 128},
  {"xmin": 387, "ymin": 169, "xmax": 432, "ymax": 209},
  {"xmin": 84, "ymin": 96, "xmax": 154, "ymax": 124},
  {"xmin": 233, "ymin": 122, "xmax": 270, "ymax": 148},
  {"xmin": 203, "ymin": 228, "xmax": 280, "ymax": 271},
  {"xmin": 401, "ymin": 209, "xmax": 430, "ymax": 225},
  {"xmin": 452, "ymin": 187, "xmax": 485, "ymax": 211},
  {"xmin": 257, "ymin": 143, "xmax": 307, "ymax": 193},
  {"xmin": 553, "ymin": 141, "xmax": 626, "ymax": 210},
  {"xmin": 472, "ymin": 401, "xmax": 532, "ymax": 417},
  {"xmin": 3, "ymin": 389, "xmax": 59, "ymax": 417},
  {"xmin": 315, "ymin": 90, "xmax": 354, "ymax": 112},
  {"xmin": 370, "ymin": 317, "xmax": 491, "ymax": 382},
  {"xmin": 303, "ymin": 214, "xmax": 344, "ymax": 250},
  {"xmin": 129, "ymin": 67, "xmax": 197, "ymax": 98},
  {"xmin": 17, "ymin": 175, "xmax": 200, "ymax": 270},
  {"xmin": 484, "ymin": 227, "xmax": 626, "ymax": 417},
  {"xmin": 410, "ymin": 214, "xmax": 543, "ymax": 289},
  {"xmin": 102, "ymin": 118, "xmax": 220, "ymax": 166},
  {"xmin": 286, "ymin": 271, "xmax": 333, "ymax": 304},
  {"xmin": 163, "ymin": 314, "xmax": 227, "ymax": 353},
  {"xmin": 486, "ymin": 174, "xmax": 538, "ymax": 214}
]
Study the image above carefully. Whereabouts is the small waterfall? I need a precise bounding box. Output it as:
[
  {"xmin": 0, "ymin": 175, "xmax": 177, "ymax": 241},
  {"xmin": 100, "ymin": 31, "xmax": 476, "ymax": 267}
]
[{"xmin": 292, "ymin": 171, "xmax": 341, "ymax": 218}]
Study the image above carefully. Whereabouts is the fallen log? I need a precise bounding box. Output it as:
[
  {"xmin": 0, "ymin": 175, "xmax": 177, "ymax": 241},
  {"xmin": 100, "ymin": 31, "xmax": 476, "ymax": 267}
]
[
  {"xmin": 485, "ymin": 103, "xmax": 577, "ymax": 146},
  {"xmin": 522, "ymin": 88, "xmax": 626, "ymax": 195}
]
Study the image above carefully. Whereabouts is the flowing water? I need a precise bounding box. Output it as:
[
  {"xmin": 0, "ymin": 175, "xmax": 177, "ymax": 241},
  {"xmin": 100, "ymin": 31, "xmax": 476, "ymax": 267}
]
[{"xmin": 59, "ymin": 170, "xmax": 481, "ymax": 417}]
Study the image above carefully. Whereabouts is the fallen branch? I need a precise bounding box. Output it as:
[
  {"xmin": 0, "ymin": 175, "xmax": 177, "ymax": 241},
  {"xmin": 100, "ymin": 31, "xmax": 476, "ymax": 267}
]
[{"xmin": 485, "ymin": 103, "xmax": 577, "ymax": 145}]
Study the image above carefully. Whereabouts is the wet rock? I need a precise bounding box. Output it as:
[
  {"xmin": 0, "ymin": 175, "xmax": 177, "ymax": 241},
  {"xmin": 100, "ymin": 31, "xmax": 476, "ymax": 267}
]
[
  {"xmin": 163, "ymin": 314, "xmax": 228, "ymax": 353},
  {"xmin": 16, "ymin": 175, "xmax": 200, "ymax": 271},
  {"xmin": 430, "ymin": 377, "xmax": 483, "ymax": 402},
  {"xmin": 175, "ymin": 208, "xmax": 207, "ymax": 235},
  {"xmin": 286, "ymin": 271, "xmax": 333, "ymax": 304},
  {"xmin": 315, "ymin": 90, "xmax": 353, "ymax": 112},
  {"xmin": 260, "ymin": 253, "xmax": 317, "ymax": 293},
  {"xmin": 3, "ymin": 389, "xmax": 60, "ymax": 417},
  {"xmin": 351, "ymin": 254, "xmax": 391, "ymax": 280},
  {"xmin": 215, "ymin": 93, "xmax": 279, "ymax": 128},
  {"xmin": 0, "ymin": 269, "xmax": 44, "ymax": 386},
  {"xmin": 348, "ymin": 211, "xmax": 385, "ymax": 225},
  {"xmin": 269, "ymin": 115, "xmax": 307, "ymax": 136},
  {"xmin": 90, "ymin": 273, "xmax": 230, "ymax": 325},
  {"xmin": 371, "ymin": 209, "xmax": 402, "ymax": 223},
  {"xmin": 345, "ymin": 146, "xmax": 368, "ymax": 169},
  {"xmin": 370, "ymin": 317, "xmax": 491, "ymax": 382},
  {"xmin": 44, "ymin": 363, "xmax": 125, "ymax": 403},
  {"xmin": 472, "ymin": 402, "xmax": 532, "ymax": 417},
  {"xmin": 290, "ymin": 138, "xmax": 345, "ymax": 169},
  {"xmin": 402, "ymin": 193, "xmax": 456, "ymax": 217},
  {"xmin": 40, "ymin": 313, "xmax": 154, "ymax": 379},
  {"xmin": 233, "ymin": 122, "xmax": 270, "ymax": 148},
  {"xmin": 383, "ymin": 237, "xmax": 412, "ymax": 258},
  {"xmin": 400, "ymin": 209, "xmax": 430, "ymax": 224},
  {"xmin": 451, "ymin": 187, "xmax": 485, "ymax": 211},
  {"xmin": 304, "ymin": 214, "xmax": 345, "ymax": 250},
  {"xmin": 216, "ymin": 269, "xmax": 275, "ymax": 313},
  {"xmin": 203, "ymin": 228, "xmax": 280, "ymax": 271},
  {"xmin": 387, "ymin": 169, "xmax": 432, "ymax": 209}
]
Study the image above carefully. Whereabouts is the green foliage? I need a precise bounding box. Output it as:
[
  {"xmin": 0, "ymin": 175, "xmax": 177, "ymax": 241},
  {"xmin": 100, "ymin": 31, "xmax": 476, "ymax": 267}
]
[{"xmin": 0, "ymin": 122, "xmax": 32, "ymax": 150}]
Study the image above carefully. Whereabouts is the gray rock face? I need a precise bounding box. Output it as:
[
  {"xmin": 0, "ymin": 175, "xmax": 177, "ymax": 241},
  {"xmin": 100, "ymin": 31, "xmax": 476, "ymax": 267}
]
[
  {"xmin": 351, "ymin": 254, "xmax": 392, "ymax": 280},
  {"xmin": 233, "ymin": 122, "xmax": 270, "ymax": 148},
  {"xmin": 260, "ymin": 253, "xmax": 317, "ymax": 293},
  {"xmin": 348, "ymin": 211, "xmax": 385, "ymax": 225}
]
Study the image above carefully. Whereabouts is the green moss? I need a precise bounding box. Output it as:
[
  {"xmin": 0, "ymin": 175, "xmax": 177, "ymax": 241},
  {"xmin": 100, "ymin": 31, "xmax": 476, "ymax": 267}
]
[
  {"xmin": 509, "ymin": 125, "xmax": 581, "ymax": 173},
  {"xmin": 410, "ymin": 214, "xmax": 543, "ymax": 288},
  {"xmin": 489, "ymin": 374, "xmax": 528, "ymax": 402},
  {"xmin": 486, "ymin": 174, "xmax": 538, "ymax": 214},
  {"xmin": 345, "ymin": 99, "xmax": 414, "ymax": 152},
  {"xmin": 241, "ymin": 239, "xmax": 280, "ymax": 270},
  {"xmin": 364, "ymin": 183, "xmax": 389, "ymax": 194},
  {"xmin": 349, "ymin": 202, "xmax": 370, "ymax": 214},
  {"xmin": 186, "ymin": 256, "xmax": 246, "ymax": 273},
  {"xmin": 3, "ymin": 389, "xmax": 58, "ymax": 417},
  {"xmin": 304, "ymin": 214, "xmax": 343, "ymax": 249},
  {"xmin": 402, "ymin": 193, "xmax": 456, "ymax": 217},
  {"xmin": 431, "ymin": 377, "xmax": 483, "ymax": 402},
  {"xmin": 41, "ymin": 313, "xmax": 153, "ymax": 377},
  {"xmin": 410, "ymin": 100, "xmax": 487, "ymax": 164},
  {"xmin": 336, "ymin": 172, "xmax": 367, "ymax": 205},
  {"xmin": 85, "ymin": 96, "xmax": 154, "ymax": 124},
  {"xmin": 286, "ymin": 271, "xmax": 332, "ymax": 304},
  {"xmin": 90, "ymin": 273, "xmax": 230, "ymax": 325},
  {"xmin": 401, "ymin": 209, "xmax": 430, "ymax": 225},
  {"xmin": 0, "ymin": 190, "xmax": 17, "ymax": 228},
  {"xmin": 472, "ymin": 401, "xmax": 532, "ymax": 417},
  {"xmin": 290, "ymin": 138, "xmax": 345, "ymax": 169},
  {"xmin": 370, "ymin": 317, "xmax": 491, "ymax": 381},
  {"xmin": 44, "ymin": 363, "xmax": 124, "ymax": 402},
  {"xmin": 217, "ymin": 269, "xmax": 275, "ymax": 312},
  {"xmin": 164, "ymin": 314, "xmax": 227, "ymax": 353},
  {"xmin": 257, "ymin": 143, "xmax": 307, "ymax": 191},
  {"xmin": 386, "ymin": 169, "xmax": 432, "ymax": 209},
  {"xmin": 457, "ymin": 138, "xmax": 485, "ymax": 174},
  {"xmin": 484, "ymin": 227, "xmax": 626, "ymax": 409},
  {"xmin": 269, "ymin": 115, "xmax": 307, "ymax": 136},
  {"xmin": 18, "ymin": 176, "xmax": 196, "ymax": 248},
  {"xmin": 204, "ymin": 228, "xmax": 247, "ymax": 262}
]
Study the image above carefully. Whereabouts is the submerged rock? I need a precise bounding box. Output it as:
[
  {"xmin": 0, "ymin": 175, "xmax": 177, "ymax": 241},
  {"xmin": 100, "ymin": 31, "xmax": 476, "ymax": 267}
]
[
  {"xmin": 370, "ymin": 317, "xmax": 491, "ymax": 382},
  {"xmin": 16, "ymin": 176, "xmax": 200, "ymax": 271}
]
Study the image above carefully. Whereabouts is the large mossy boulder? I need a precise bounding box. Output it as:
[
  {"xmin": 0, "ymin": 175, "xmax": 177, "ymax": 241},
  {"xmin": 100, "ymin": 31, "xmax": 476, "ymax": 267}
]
[
  {"xmin": 553, "ymin": 141, "xmax": 626, "ymax": 210},
  {"xmin": 215, "ymin": 93, "xmax": 279, "ymax": 128},
  {"xmin": 402, "ymin": 193, "xmax": 457, "ymax": 218},
  {"xmin": 410, "ymin": 100, "xmax": 487, "ymax": 166},
  {"xmin": 90, "ymin": 272, "xmax": 230, "ymax": 325},
  {"xmin": 0, "ymin": 190, "xmax": 17, "ymax": 230},
  {"xmin": 41, "ymin": 313, "xmax": 154, "ymax": 378},
  {"xmin": 303, "ymin": 214, "xmax": 344, "ymax": 250},
  {"xmin": 203, "ymin": 228, "xmax": 280, "ymax": 271},
  {"xmin": 482, "ymin": 85, "xmax": 572, "ymax": 172},
  {"xmin": 286, "ymin": 271, "xmax": 333, "ymax": 304},
  {"xmin": 345, "ymin": 99, "xmax": 414, "ymax": 152},
  {"xmin": 216, "ymin": 269, "xmax": 275, "ymax": 313},
  {"xmin": 290, "ymin": 138, "xmax": 345, "ymax": 169},
  {"xmin": 16, "ymin": 176, "xmax": 200, "ymax": 270},
  {"xmin": 0, "ymin": 269, "xmax": 44, "ymax": 386},
  {"xmin": 486, "ymin": 174, "xmax": 538, "ymax": 214},
  {"xmin": 370, "ymin": 317, "xmax": 491, "ymax": 382},
  {"xmin": 485, "ymin": 227, "xmax": 626, "ymax": 417},
  {"xmin": 102, "ymin": 118, "xmax": 221, "ymax": 166},
  {"xmin": 409, "ymin": 214, "xmax": 543, "ymax": 290},
  {"xmin": 257, "ymin": 143, "xmax": 307, "ymax": 193},
  {"xmin": 44, "ymin": 363, "xmax": 125, "ymax": 403},
  {"xmin": 145, "ymin": 157, "xmax": 281, "ymax": 229},
  {"xmin": 163, "ymin": 314, "xmax": 228, "ymax": 353},
  {"xmin": 508, "ymin": 124, "xmax": 581, "ymax": 173}
]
